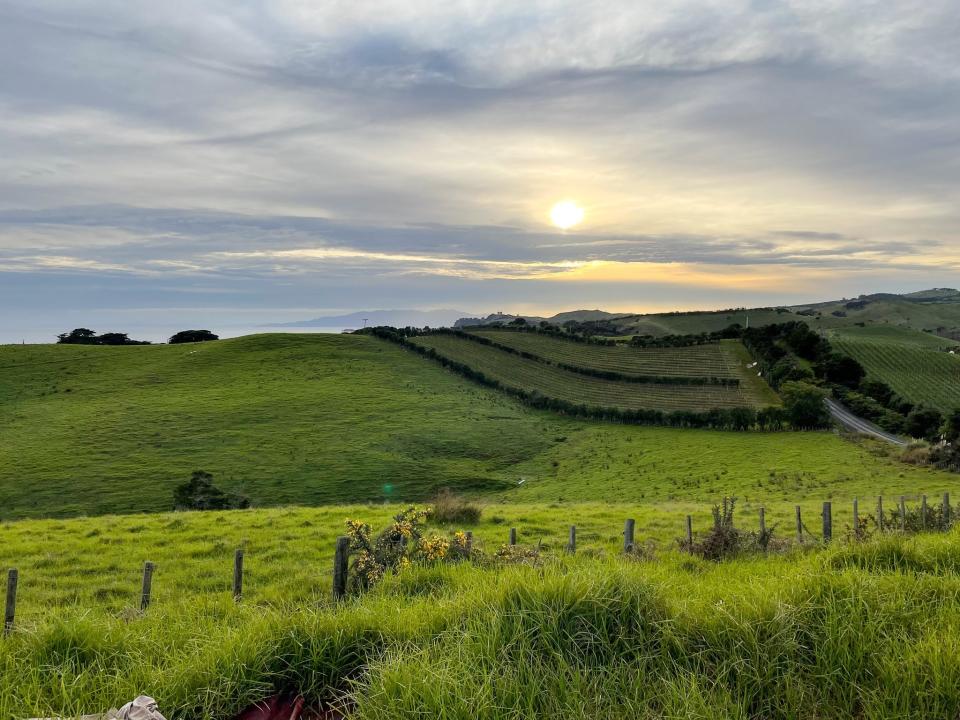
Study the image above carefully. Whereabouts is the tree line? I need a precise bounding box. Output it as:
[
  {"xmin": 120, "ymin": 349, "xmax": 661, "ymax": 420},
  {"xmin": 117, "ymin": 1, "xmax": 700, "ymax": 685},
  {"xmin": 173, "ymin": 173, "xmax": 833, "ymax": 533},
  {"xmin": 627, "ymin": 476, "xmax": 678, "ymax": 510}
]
[
  {"xmin": 56, "ymin": 328, "xmax": 219, "ymax": 345},
  {"xmin": 362, "ymin": 326, "xmax": 820, "ymax": 431},
  {"xmin": 429, "ymin": 328, "xmax": 740, "ymax": 387},
  {"xmin": 741, "ymin": 321, "xmax": 955, "ymax": 443}
]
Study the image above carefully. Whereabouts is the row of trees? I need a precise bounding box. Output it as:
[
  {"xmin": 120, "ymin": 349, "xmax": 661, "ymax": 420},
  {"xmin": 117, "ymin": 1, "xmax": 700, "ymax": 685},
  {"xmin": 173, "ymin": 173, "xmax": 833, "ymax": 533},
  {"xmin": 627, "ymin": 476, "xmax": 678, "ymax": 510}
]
[
  {"xmin": 56, "ymin": 328, "xmax": 219, "ymax": 345},
  {"xmin": 740, "ymin": 321, "xmax": 955, "ymax": 441},
  {"xmin": 435, "ymin": 328, "xmax": 739, "ymax": 387},
  {"xmin": 57, "ymin": 328, "xmax": 152, "ymax": 346},
  {"xmin": 365, "ymin": 326, "xmax": 825, "ymax": 431}
]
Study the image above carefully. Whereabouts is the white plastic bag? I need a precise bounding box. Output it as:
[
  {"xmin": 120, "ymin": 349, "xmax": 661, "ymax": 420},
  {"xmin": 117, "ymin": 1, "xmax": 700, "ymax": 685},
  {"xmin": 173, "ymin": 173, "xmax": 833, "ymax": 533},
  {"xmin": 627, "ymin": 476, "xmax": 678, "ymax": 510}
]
[{"xmin": 115, "ymin": 697, "xmax": 167, "ymax": 720}]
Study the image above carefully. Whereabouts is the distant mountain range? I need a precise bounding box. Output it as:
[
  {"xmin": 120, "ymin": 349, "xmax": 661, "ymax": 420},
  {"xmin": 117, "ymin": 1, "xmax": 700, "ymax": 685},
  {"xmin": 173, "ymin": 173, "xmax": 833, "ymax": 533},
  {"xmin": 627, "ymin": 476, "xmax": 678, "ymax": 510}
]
[
  {"xmin": 267, "ymin": 289, "xmax": 960, "ymax": 338},
  {"xmin": 454, "ymin": 309, "xmax": 624, "ymax": 328},
  {"xmin": 268, "ymin": 309, "xmax": 473, "ymax": 329}
]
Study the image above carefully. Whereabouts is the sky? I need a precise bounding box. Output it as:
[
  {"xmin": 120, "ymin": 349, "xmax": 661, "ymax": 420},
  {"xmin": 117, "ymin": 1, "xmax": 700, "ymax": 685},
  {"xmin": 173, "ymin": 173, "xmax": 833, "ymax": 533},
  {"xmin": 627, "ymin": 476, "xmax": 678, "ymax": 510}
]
[{"xmin": 1, "ymin": 0, "xmax": 959, "ymax": 342}]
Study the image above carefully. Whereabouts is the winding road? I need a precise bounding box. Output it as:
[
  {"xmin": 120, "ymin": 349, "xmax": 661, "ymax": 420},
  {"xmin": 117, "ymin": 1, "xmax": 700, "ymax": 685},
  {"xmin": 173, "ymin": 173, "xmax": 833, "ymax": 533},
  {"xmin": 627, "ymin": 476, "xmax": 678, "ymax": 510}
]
[{"xmin": 825, "ymin": 398, "xmax": 909, "ymax": 447}]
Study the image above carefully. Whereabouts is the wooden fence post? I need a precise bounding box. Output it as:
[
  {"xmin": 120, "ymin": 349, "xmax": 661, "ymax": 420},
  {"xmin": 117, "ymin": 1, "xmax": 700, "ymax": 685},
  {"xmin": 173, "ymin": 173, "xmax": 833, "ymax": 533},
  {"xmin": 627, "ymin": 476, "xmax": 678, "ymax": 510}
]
[
  {"xmin": 822, "ymin": 502, "xmax": 832, "ymax": 542},
  {"xmin": 853, "ymin": 498, "xmax": 860, "ymax": 539},
  {"xmin": 922, "ymin": 495, "xmax": 928, "ymax": 530},
  {"xmin": 944, "ymin": 492, "xmax": 951, "ymax": 527},
  {"xmin": 140, "ymin": 561, "xmax": 155, "ymax": 612},
  {"xmin": 899, "ymin": 496, "xmax": 906, "ymax": 532},
  {"xmin": 4, "ymin": 569, "xmax": 17, "ymax": 636},
  {"xmin": 509, "ymin": 528, "xmax": 517, "ymax": 546},
  {"xmin": 567, "ymin": 525, "xmax": 576, "ymax": 554},
  {"xmin": 795, "ymin": 505, "xmax": 802, "ymax": 543},
  {"xmin": 685, "ymin": 515, "xmax": 693, "ymax": 551},
  {"xmin": 233, "ymin": 549, "xmax": 244, "ymax": 601},
  {"xmin": 759, "ymin": 507, "xmax": 766, "ymax": 535},
  {"xmin": 877, "ymin": 496, "xmax": 885, "ymax": 532},
  {"xmin": 333, "ymin": 536, "xmax": 349, "ymax": 600},
  {"xmin": 623, "ymin": 518, "xmax": 635, "ymax": 553}
]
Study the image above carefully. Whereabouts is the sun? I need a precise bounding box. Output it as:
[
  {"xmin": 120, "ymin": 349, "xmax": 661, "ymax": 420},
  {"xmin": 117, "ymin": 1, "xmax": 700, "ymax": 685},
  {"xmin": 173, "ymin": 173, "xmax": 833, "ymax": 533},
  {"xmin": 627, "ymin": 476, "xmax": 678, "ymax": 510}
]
[{"xmin": 550, "ymin": 200, "xmax": 584, "ymax": 230}]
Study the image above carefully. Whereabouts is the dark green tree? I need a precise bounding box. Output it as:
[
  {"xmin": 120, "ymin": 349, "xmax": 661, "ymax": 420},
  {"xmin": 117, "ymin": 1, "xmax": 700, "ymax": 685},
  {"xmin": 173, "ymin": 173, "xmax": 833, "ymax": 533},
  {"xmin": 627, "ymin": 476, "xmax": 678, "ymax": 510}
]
[
  {"xmin": 905, "ymin": 407, "xmax": 944, "ymax": 442},
  {"xmin": 818, "ymin": 353, "xmax": 866, "ymax": 388},
  {"xmin": 781, "ymin": 381, "xmax": 831, "ymax": 429},
  {"xmin": 169, "ymin": 330, "xmax": 219, "ymax": 344},
  {"xmin": 57, "ymin": 328, "xmax": 97, "ymax": 344}
]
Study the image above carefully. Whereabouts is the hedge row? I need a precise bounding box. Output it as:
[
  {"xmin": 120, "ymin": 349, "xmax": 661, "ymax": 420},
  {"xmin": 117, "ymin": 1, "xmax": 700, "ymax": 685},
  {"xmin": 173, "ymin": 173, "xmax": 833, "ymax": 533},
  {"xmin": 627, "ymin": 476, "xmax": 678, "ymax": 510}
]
[
  {"xmin": 365, "ymin": 327, "xmax": 783, "ymax": 431},
  {"xmin": 440, "ymin": 329, "xmax": 739, "ymax": 387}
]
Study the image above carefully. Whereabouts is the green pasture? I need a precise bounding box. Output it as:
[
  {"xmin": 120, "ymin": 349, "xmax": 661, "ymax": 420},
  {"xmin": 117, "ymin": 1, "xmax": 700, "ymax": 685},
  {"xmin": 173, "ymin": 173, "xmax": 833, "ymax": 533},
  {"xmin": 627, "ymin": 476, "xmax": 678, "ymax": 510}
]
[
  {"xmin": 1, "ymin": 333, "xmax": 955, "ymax": 519},
  {"xmin": 410, "ymin": 334, "xmax": 754, "ymax": 411},
  {"xmin": 3, "ymin": 530, "xmax": 960, "ymax": 719},
  {"xmin": 830, "ymin": 326, "xmax": 960, "ymax": 410}
]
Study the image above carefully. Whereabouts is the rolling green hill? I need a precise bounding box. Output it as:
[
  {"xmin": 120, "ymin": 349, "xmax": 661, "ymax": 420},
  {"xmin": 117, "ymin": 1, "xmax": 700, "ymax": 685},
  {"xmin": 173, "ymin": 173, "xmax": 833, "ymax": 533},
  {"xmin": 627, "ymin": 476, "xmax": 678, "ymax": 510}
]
[
  {"xmin": 469, "ymin": 329, "xmax": 740, "ymax": 377},
  {"xmin": 797, "ymin": 291, "xmax": 960, "ymax": 337},
  {"xmin": 541, "ymin": 288, "xmax": 960, "ymax": 339},
  {"xmin": 829, "ymin": 326, "xmax": 960, "ymax": 411},
  {"xmin": 410, "ymin": 333, "xmax": 763, "ymax": 411},
  {"xmin": 466, "ymin": 329, "xmax": 779, "ymax": 405},
  {"xmin": 611, "ymin": 308, "xmax": 794, "ymax": 336},
  {"xmin": 0, "ymin": 334, "xmax": 567, "ymax": 517},
  {"xmin": 2, "ymin": 332, "xmax": 953, "ymax": 519}
]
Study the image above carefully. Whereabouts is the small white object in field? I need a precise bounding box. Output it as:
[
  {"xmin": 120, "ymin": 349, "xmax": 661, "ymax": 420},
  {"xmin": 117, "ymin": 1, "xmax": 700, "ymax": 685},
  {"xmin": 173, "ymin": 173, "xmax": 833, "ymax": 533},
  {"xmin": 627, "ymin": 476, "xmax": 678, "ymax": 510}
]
[
  {"xmin": 517, "ymin": 478, "xmax": 525, "ymax": 485},
  {"xmin": 115, "ymin": 697, "xmax": 167, "ymax": 720}
]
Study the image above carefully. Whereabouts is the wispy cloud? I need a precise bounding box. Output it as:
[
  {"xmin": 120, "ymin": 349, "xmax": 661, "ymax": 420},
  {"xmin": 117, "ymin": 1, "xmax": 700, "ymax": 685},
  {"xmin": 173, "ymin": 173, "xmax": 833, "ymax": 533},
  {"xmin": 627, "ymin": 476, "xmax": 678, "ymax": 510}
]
[{"xmin": 1, "ymin": 1, "xmax": 959, "ymax": 339}]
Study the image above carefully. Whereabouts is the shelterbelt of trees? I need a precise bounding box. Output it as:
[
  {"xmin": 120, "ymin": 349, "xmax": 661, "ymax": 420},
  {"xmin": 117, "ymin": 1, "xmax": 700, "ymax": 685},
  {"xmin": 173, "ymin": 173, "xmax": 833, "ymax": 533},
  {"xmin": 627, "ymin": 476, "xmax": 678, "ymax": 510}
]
[
  {"xmin": 55, "ymin": 328, "xmax": 219, "ymax": 345},
  {"xmin": 362, "ymin": 325, "xmax": 818, "ymax": 431}
]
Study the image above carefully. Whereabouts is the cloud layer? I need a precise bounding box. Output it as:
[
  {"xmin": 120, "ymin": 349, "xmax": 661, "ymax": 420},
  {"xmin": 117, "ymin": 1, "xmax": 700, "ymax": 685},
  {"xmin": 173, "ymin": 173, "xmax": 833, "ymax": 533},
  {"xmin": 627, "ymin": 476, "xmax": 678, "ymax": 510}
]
[{"xmin": 1, "ymin": 1, "xmax": 958, "ymax": 340}]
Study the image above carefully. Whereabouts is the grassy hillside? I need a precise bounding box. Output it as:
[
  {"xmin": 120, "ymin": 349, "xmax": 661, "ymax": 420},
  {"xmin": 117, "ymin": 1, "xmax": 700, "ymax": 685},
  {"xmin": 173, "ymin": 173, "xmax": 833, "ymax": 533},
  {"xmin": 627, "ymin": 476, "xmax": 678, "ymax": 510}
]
[
  {"xmin": 830, "ymin": 326, "xmax": 960, "ymax": 411},
  {"xmin": 469, "ymin": 329, "xmax": 740, "ymax": 377},
  {"xmin": 0, "ymin": 334, "xmax": 568, "ymax": 517},
  {"xmin": 466, "ymin": 329, "xmax": 779, "ymax": 406},
  {"xmin": 2, "ymin": 333, "xmax": 956, "ymax": 519},
  {"xmin": 583, "ymin": 289, "xmax": 960, "ymax": 338},
  {"xmin": 801, "ymin": 292, "xmax": 960, "ymax": 336},
  {"xmin": 612, "ymin": 308, "xmax": 792, "ymax": 336},
  {"xmin": 410, "ymin": 334, "xmax": 760, "ymax": 411},
  {"xmin": 3, "ymin": 526, "xmax": 960, "ymax": 719}
]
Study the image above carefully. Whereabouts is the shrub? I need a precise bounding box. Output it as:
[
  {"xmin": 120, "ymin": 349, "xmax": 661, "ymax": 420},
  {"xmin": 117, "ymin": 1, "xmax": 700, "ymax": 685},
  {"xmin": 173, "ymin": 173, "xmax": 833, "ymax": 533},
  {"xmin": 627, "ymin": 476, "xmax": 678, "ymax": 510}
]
[
  {"xmin": 430, "ymin": 488, "xmax": 482, "ymax": 524},
  {"xmin": 899, "ymin": 443, "xmax": 931, "ymax": 466},
  {"xmin": 172, "ymin": 470, "xmax": 249, "ymax": 511},
  {"xmin": 493, "ymin": 543, "xmax": 542, "ymax": 565},
  {"xmin": 344, "ymin": 508, "xmax": 476, "ymax": 593},
  {"xmin": 683, "ymin": 497, "xmax": 742, "ymax": 560},
  {"xmin": 882, "ymin": 502, "xmax": 953, "ymax": 533},
  {"xmin": 680, "ymin": 497, "xmax": 781, "ymax": 559},
  {"xmin": 930, "ymin": 443, "xmax": 960, "ymax": 472}
]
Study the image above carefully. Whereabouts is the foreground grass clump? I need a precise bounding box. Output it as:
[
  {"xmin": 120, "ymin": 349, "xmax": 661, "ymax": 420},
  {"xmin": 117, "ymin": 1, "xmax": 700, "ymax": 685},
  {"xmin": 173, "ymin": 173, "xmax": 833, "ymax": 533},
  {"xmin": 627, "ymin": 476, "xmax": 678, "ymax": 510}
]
[{"xmin": 2, "ymin": 531, "xmax": 960, "ymax": 719}]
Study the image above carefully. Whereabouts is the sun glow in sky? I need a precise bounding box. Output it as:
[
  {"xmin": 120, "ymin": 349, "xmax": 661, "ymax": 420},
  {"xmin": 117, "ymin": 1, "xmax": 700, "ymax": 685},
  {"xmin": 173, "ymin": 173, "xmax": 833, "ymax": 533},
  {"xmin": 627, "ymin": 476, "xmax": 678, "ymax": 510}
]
[{"xmin": 550, "ymin": 201, "xmax": 585, "ymax": 230}]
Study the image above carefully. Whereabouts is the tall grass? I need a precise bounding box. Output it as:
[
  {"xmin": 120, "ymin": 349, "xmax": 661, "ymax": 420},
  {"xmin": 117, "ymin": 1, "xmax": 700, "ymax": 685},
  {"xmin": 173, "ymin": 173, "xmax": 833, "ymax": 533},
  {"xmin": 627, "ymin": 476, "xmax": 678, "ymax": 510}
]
[{"xmin": 3, "ymin": 531, "xmax": 960, "ymax": 719}]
